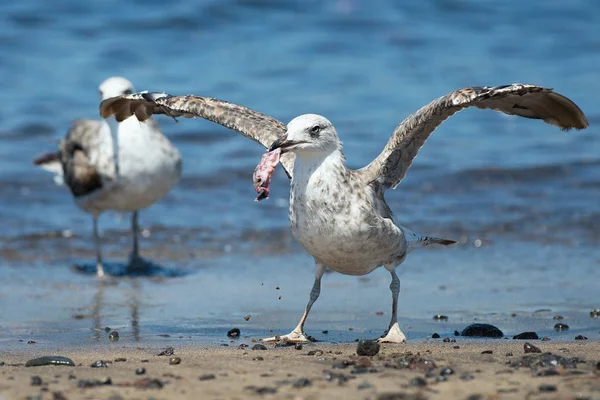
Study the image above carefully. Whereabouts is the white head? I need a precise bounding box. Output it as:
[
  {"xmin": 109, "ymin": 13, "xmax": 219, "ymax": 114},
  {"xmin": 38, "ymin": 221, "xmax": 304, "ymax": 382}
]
[
  {"xmin": 98, "ymin": 77, "xmax": 135, "ymax": 100},
  {"xmin": 269, "ymin": 114, "xmax": 342, "ymax": 157}
]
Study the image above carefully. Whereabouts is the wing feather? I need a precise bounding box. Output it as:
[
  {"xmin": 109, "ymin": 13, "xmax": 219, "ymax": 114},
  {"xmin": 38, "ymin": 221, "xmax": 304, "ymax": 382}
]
[
  {"xmin": 100, "ymin": 92, "xmax": 293, "ymax": 178},
  {"xmin": 359, "ymin": 84, "xmax": 588, "ymax": 190}
]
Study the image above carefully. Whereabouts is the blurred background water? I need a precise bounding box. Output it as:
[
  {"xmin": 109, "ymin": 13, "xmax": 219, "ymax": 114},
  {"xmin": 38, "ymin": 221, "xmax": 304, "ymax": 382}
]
[{"xmin": 0, "ymin": 0, "xmax": 599, "ymax": 347}]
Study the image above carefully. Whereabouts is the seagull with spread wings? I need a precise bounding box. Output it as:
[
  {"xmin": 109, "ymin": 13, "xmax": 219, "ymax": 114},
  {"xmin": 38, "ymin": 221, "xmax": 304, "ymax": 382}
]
[
  {"xmin": 35, "ymin": 77, "xmax": 182, "ymax": 277},
  {"xmin": 100, "ymin": 84, "xmax": 587, "ymax": 342}
]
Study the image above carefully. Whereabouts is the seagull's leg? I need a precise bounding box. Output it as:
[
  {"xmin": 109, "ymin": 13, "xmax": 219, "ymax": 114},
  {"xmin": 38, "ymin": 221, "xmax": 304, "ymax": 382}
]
[
  {"xmin": 261, "ymin": 262, "xmax": 326, "ymax": 343},
  {"xmin": 93, "ymin": 215, "xmax": 105, "ymax": 278},
  {"xmin": 128, "ymin": 211, "xmax": 146, "ymax": 271},
  {"xmin": 378, "ymin": 265, "xmax": 407, "ymax": 343}
]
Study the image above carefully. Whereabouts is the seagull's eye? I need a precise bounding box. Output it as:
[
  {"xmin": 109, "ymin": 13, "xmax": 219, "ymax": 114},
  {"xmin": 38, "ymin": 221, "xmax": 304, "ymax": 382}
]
[
  {"xmin": 122, "ymin": 89, "xmax": 133, "ymax": 95},
  {"xmin": 309, "ymin": 125, "xmax": 321, "ymax": 137}
]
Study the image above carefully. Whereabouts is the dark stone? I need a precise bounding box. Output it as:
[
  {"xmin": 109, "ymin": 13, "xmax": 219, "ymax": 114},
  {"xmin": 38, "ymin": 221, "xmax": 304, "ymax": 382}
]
[
  {"xmin": 292, "ymin": 378, "xmax": 312, "ymax": 388},
  {"xmin": 436, "ymin": 375, "xmax": 448, "ymax": 382},
  {"xmin": 77, "ymin": 377, "xmax": 112, "ymax": 388},
  {"xmin": 135, "ymin": 368, "xmax": 146, "ymax": 375},
  {"xmin": 294, "ymin": 343, "xmax": 303, "ymax": 350},
  {"xmin": 252, "ymin": 344, "xmax": 267, "ymax": 351},
  {"xmin": 157, "ymin": 346, "xmax": 174, "ymax": 356},
  {"xmin": 0, "ymin": 362, "xmax": 4, "ymax": 366},
  {"xmin": 108, "ymin": 331, "xmax": 119, "ymax": 341},
  {"xmin": 461, "ymin": 323, "xmax": 503, "ymax": 338},
  {"xmin": 513, "ymin": 332, "xmax": 538, "ymax": 340},
  {"xmin": 31, "ymin": 376, "xmax": 42, "ymax": 386},
  {"xmin": 443, "ymin": 337, "xmax": 456, "ymax": 343},
  {"xmin": 554, "ymin": 315, "xmax": 564, "ymax": 320},
  {"xmin": 322, "ymin": 330, "xmax": 329, "ymax": 334},
  {"xmin": 541, "ymin": 336, "xmax": 551, "ymax": 341},
  {"xmin": 575, "ymin": 335, "xmax": 588, "ymax": 340},
  {"xmin": 168, "ymin": 357, "xmax": 181, "ymax": 365},
  {"xmin": 537, "ymin": 368, "xmax": 560, "ymax": 376},
  {"xmin": 356, "ymin": 340, "xmax": 380, "ymax": 356},
  {"xmin": 432, "ymin": 333, "xmax": 440, "ymax": 339},
  {"xmin": 466, "ymin": 394, "xmax": 483, "ymax": 400},
  {"xmin": 90, "ymin": 360, "xmax": 108, "ymax": 368},
  {"xmin": 524, "ymin": 342, "xmax": 541, "ymax": 354},
  {"xmin": 440, "ymin": 367, "xmax": 455, "ymax": 376},
  {"xmin": 539, "ymin": 384, "xmax": 557, "ymax": 392},
  {"xmin": 433, "ymin": 315, "xmax": 449, "ymax": 321},
  {"xmin": 25, "ymin": 356, "xmax": 75, "ymax": 367},
  {"xmin": 511, "ymin": 352, "xmax": 582, "ymax": 370},
  {"xmin": 409, "ymin": 377, "xmax": 427, "ymax": 387},
  {"xmin": 27, "ymin": 341, "xmax": 36, "ymax": 344},
  {"xmin": 245, "ymin": 386, "xmax": 277, "ymax": 395},
  {"xmin": 481, "ymin": 350, "xmax": 493, "ymax": 354},
  {"xmin": 252, "ymin": 356, "xmax": 264, "ymax": 361},
  {"xmin": 505, "ymin": 352, "xmax": 513, "ymax": 357},
  {"xmin": 376, "ymin": 392, "xmax": 428, "ymax": 400},
  {"xmin": 307, "ymin": 350, "xmax": 323, "ymax": 356},
  {"xmin": 199, "ymin": 374, "xmax": 216, "ymax": 381},
  {"xmin": 227, "ymin": 328, "xmax": 241, "ymax": 338},
  {"xmin": 114, "ymin": 358, "xmax": 127, "ymax": 362},
  {"xmin": 460, "ymin": 374, "xmax": 474, "ymax": 381},
  {"xmin": 554, "ymin": 323, "xmax": 569, "ymax": 331},
  {"xmin": 454, "ymin": 330, "xmax": 460, "ymax": 336},
  {"xmin": 393, "ymin": 355, "xmax": 436, "ymax": 371}
]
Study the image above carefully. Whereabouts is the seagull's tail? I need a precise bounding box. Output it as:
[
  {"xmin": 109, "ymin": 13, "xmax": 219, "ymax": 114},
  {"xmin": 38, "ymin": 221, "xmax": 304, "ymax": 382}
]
[
  {"xmin": 401, "ymin": 226, "xmax": 456, "ymax": 253},
  {"xmin": 33, "ymin": 152, "xmax": 65, "ymax": 186},
  {"xmin": 34, "ymin": 152, "xmax": 62, "ymax": 173}
]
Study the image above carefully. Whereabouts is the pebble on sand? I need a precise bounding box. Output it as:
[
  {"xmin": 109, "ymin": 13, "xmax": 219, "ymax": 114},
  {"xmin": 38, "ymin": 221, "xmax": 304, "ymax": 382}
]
[
  {"xmin": 356, "ymin": 340, "xmax": 380, "ymax": 356},
  {"xmin": 523, "ymin": 342, "xmax": 542, "ymax": 354},
  {"xmin": 513, "ymin": 332, "xmax": 539, "ymax": 340},
  {"xmin": 199, "ymin": 374, "xmax": 216, "ymax": 381},
  {"xmin": 252, "ymin": 344, "xmax": 268, "ymax": 351},
  {"xmin": 25, "ymin": 356, "xmax": 75, "ymax": 367},
  {"xmin": 461, "ymin": 324, "xmax": 503, "ymax": 338},
  {"xmin": 432, "ymin": 333, "xmax": 440, "ymax": 339},
  {"xmin": 157, "ymin": 347, "xmax": 175, "ymax": 356},
  {"xmin": 108, "ymin": 331, "xmax": 119, "ymax": 341},
  {"xmin": 31, "ymin": 376, "xmax": 42, "ymax": 386},
  {"xmin": 575, "ymin": 335, "xmax": 588, "ymax": 340},
  {"xmin": 91, "ymin": 360, "xmax": 109, "ymax": 368},
  {"xmin": 169, "ymin": 357, "xmax": 181, "ymax": 365},
  {"xmin": 135, "ymin": 368, "xmax": 146, "ymax": 375}
]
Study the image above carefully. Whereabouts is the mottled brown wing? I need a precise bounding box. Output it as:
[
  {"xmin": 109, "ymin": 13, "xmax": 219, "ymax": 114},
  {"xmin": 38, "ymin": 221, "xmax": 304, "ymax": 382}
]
[
  {"xmin": 100, "ymin": 92, "xmax": 294, "ymax": 178},
  {"xmin": 360, "ymin": 84, "xmax": 588, "ymax": 190},
  {"xmin": 60, "ymin": 119, "xmax": 110, "ymax": 197}
]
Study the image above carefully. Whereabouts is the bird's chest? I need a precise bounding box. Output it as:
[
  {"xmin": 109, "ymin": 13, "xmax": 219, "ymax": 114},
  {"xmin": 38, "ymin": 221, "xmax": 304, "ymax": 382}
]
[{"xmin": 288, "ymin": 170, "xmax": 374, "ymax": 257}]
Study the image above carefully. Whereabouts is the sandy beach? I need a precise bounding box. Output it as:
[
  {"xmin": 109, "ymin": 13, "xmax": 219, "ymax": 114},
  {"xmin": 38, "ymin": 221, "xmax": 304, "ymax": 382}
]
[{"xmin": 2, "ymin": 340, "xmax": 599, "ymax": 399}]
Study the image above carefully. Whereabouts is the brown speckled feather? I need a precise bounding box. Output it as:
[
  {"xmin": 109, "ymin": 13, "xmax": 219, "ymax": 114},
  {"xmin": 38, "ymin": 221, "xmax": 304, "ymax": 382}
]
[
  {"xmin": 100, "ymin": 92, "xmax": 294, "ymax": 178},
  {"xmin": 59, "ymin": 119, "xmax": 106, "ymax": 197},
  {"xmin": 360, "ymin": 84, "xmax": 589, "ymax": 190}
]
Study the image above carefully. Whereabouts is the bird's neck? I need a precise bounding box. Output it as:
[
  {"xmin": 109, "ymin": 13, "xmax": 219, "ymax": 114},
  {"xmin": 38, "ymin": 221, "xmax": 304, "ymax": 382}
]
[{"xmin": 292, "ymin": 149, "xmax": 347, "ymax": 186}]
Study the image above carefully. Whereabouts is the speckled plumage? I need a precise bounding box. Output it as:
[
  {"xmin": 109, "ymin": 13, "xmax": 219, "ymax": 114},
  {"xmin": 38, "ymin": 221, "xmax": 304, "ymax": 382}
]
[{"xmin": 100, "ymin": 84, "xmax": 588, "ymax": 341}]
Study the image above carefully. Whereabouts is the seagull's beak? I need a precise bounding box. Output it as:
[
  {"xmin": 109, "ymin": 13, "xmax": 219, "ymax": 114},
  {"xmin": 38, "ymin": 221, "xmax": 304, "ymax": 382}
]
[{"xmin": 269, "ymin": 134, "xmax": 304, "ymax": 153}]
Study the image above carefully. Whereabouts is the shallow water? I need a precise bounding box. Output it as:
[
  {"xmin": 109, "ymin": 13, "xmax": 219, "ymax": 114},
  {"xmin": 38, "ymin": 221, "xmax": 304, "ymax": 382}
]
[{"xmin": 0, "ymin": 0, "xmax": 599, "ymax": 347}]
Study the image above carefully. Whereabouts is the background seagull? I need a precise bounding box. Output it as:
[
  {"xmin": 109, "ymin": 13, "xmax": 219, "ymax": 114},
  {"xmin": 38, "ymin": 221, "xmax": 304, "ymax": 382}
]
[
  {"xmin": 100, "ymin": 84, "xmax": 588, "ymax": 341},
  {"xmin": 34, "ymin": 77, "xmax": 182, "ymax": 277}
]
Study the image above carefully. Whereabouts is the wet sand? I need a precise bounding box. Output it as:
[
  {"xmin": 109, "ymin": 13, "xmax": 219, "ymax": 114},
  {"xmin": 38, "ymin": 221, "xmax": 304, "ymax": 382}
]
[{"xmin": 2, "ymin": 341, "xmax": 599, "ymax": 399}]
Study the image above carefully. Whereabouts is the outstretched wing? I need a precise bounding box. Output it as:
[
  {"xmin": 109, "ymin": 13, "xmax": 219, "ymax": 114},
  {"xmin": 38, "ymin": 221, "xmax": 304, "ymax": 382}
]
[
  {"xmin": 359, "ymin": 84, "xmax": 588, "ymax": 190},
  {"xmin": 100, "ymin": 92, "xmax": 294, "ymax": 178}
]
